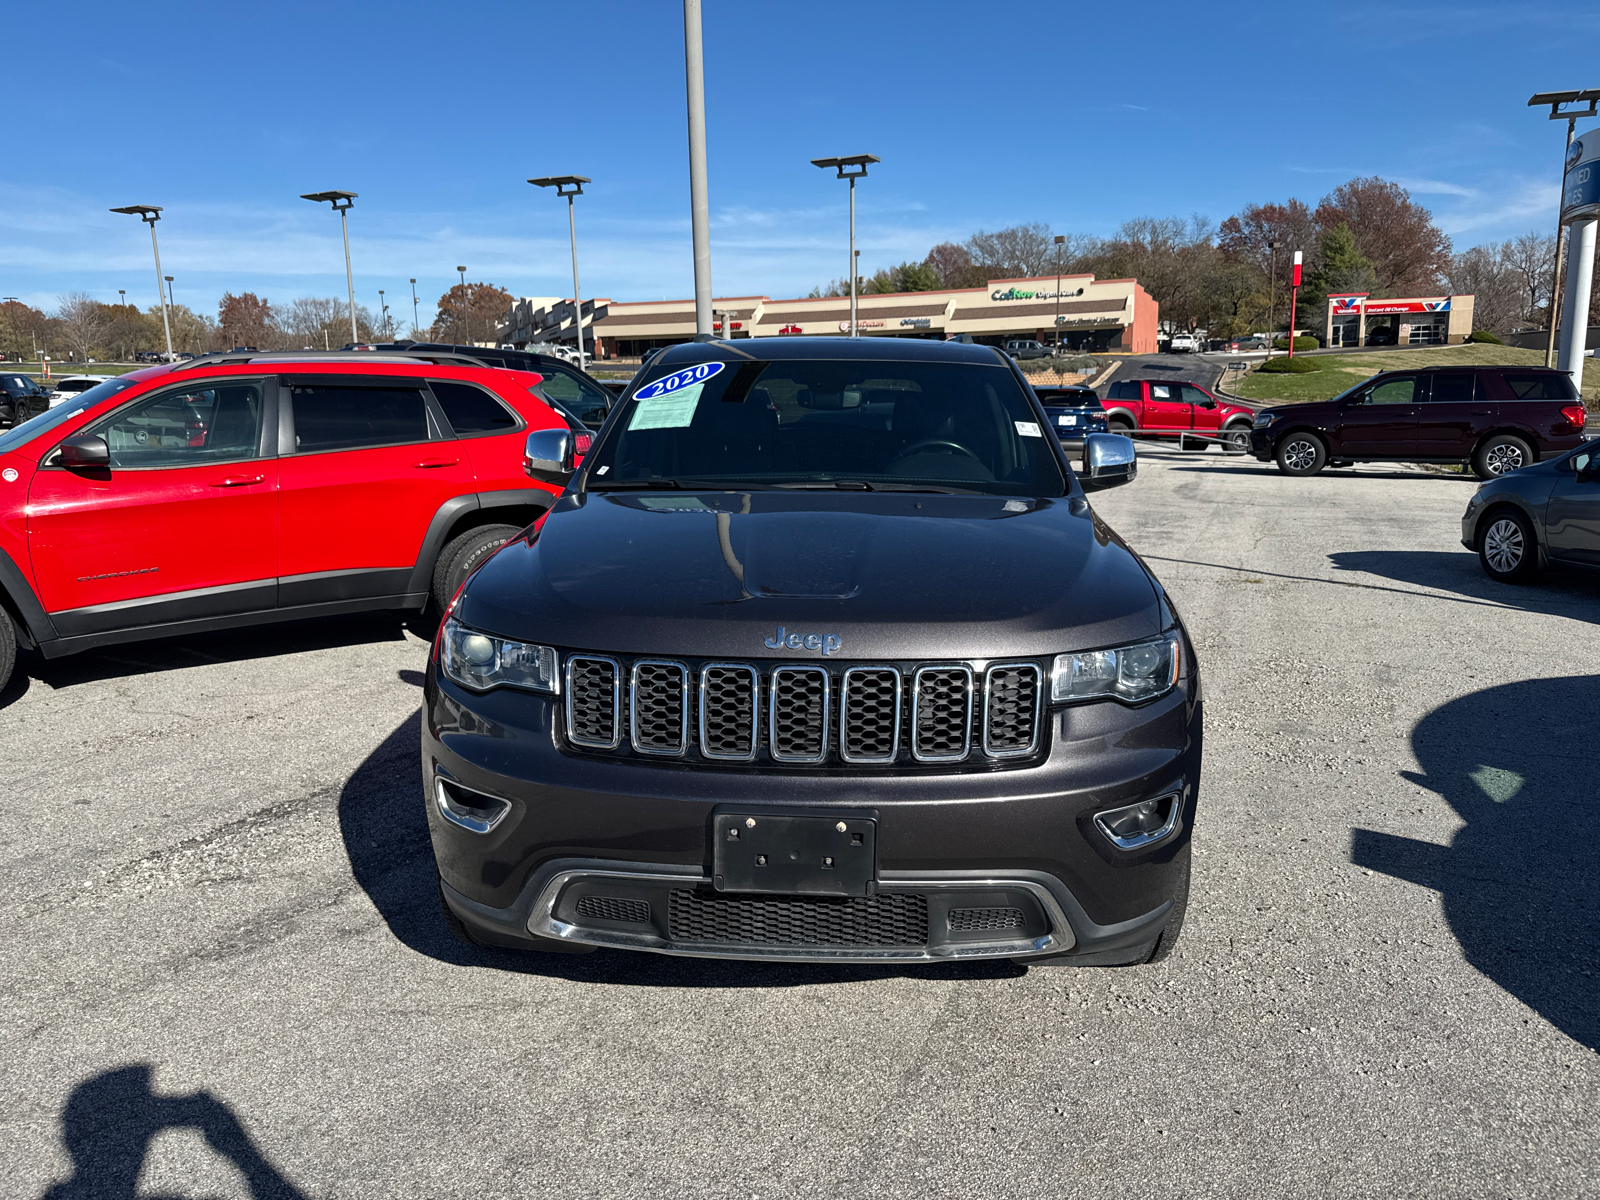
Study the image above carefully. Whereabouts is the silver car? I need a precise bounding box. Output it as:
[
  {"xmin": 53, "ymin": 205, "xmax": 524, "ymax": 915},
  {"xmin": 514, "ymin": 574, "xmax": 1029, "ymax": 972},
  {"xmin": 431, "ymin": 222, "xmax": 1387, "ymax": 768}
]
[{"xmin": 1462, "ymin": 439, "xmax": 1600, "ymax": 581}]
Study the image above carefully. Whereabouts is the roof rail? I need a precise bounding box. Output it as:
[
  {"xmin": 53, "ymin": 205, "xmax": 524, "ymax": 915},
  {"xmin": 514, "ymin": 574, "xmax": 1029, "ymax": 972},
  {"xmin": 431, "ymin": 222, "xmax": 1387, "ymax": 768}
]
[{"xmin": 172, "ymin": 350, "xmax": 494, "ymax": 372}]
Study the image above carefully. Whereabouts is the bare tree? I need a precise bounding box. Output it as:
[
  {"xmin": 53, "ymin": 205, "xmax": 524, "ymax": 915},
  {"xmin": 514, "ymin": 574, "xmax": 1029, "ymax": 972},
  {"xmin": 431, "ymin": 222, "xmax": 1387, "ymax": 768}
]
[
  {"xmin": 54, "ymin": 293, "xmax": 110, "ymax": 361},
  {"xmin": 1445, "ymin": 244, "xmax": 1523, "ymax": 333},
  {"xmin": 1502, "ymin": 232, "xmax": 1556, "ymax": 327},
  {"xmin": 965, "ymin": 223, "xmax": 1058, "ymax": 278}
]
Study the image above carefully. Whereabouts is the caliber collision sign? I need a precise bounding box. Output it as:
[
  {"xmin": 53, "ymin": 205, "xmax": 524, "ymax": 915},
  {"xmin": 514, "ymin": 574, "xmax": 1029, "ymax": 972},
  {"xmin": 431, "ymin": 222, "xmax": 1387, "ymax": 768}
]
[{"xmin": 1561, "ymin": 126, "xmax": 1600, "ymax": 223}]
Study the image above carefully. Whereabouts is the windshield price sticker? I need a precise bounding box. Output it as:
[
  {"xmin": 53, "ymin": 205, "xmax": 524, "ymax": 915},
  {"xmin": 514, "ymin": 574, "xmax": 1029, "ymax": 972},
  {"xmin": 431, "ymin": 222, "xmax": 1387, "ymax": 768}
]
[
  {"xmin": 634, "ymin": 361, "xmax": 725, "ymax": 400},
  {"xmin": 1014, "ymin": 421, "xmax": 1042, "ymax": 438},
  {"xmin": 629, "ymin": 385, "xmax": 705, "ymax": 430}
]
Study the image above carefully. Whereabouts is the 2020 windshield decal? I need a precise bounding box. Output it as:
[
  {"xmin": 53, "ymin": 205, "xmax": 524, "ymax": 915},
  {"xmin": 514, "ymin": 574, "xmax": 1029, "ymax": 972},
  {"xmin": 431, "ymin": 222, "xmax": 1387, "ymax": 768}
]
[{"xmin": 633, "ymin": 362, "xmax": 725, "ymax": 401}]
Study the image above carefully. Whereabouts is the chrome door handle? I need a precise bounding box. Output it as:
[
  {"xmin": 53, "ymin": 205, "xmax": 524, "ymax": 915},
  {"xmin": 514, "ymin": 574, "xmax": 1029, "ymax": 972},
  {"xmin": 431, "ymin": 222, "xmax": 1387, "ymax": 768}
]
[
  {"xmin": 412, "ymin": 459, "xmax": 459, "ymax": 469},
  {"xmin": 210, "ymin": 474, "xmax": 265, "ymax": 487}
]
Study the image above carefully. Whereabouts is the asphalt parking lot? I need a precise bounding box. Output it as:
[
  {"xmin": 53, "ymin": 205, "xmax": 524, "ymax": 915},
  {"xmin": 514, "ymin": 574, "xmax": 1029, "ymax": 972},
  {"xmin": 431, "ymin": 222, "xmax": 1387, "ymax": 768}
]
[{"xmin": 4, "ymin": 446, "xmax": 1597, "ymax": 1199}]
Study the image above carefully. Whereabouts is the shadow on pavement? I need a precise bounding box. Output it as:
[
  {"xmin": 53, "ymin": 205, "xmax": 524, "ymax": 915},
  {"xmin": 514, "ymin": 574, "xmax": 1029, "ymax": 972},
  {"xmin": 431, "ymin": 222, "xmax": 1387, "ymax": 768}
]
[
  {"xmin": 1351, "ymin": 677, "xmax": 1600, "ymax": 1051},
  {"xmin": 1329, "ymin": 549, "xmax": 1600, "ymax": 624},
  {"xmin": 338, "ymin": 703, "xmax": 1024, "ymax": 987},
  {"xmin": 40, "ymin": 1064, "xmax": 307, "ymax": 1199}
]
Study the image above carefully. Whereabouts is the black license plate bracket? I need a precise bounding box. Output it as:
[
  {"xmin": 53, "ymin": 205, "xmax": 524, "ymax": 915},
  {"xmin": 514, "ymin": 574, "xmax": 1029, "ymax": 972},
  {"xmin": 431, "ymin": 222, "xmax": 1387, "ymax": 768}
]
[{"xmin": 712, "ymin": 810, "xmax": 878, "ymax": 896}]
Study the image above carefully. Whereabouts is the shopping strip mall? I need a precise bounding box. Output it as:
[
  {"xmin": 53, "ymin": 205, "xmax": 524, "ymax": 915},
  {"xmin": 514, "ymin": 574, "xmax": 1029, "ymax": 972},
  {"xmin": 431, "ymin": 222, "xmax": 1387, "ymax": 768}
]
[
  {"xmin": 501, "ymin": 273, "xmax": 1160, "ymax": 359},
  {"xmin": 1325, "ymin": 292, "xmax": 1476, "ymax": 346}
]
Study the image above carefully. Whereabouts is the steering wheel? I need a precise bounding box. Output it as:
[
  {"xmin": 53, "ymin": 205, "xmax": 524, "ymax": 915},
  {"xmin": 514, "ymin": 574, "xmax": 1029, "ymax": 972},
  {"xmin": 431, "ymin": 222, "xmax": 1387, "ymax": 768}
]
[{"xmin": 891, "ymin": 438, "xmax": 982, "ymax": 463}]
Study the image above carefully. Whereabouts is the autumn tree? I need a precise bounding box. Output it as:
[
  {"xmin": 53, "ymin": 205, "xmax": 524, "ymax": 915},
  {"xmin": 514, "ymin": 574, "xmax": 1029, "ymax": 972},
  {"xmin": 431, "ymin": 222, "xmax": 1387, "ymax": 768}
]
[
  {"xmin": 924, "ymin": 242, "xmax": 987, "ymax": 289},
  {"xmin": 0, "ymin": 300, "xmax": 51, "ymax": 360},
  {"xmin": 433, "ymin": 282, "xmax": 514, "ymax": 345},
  {"xmin": 218, "ymin": 292, "xmax": 278, "ymax": 349},
  {"xmin": 1313, "ymin": 177, "xmax": 1451, "ymax": 296}
]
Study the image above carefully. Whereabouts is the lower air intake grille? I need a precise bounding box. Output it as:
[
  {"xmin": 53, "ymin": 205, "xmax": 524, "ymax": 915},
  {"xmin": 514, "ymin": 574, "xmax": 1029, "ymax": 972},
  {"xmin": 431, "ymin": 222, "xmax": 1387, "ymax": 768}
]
[
  {"xmin": 984, "ymin": 664, "xmax": 1041, "ymax": 756},
  {"xmin": 566, "ymin": 656, "xmax": 620, "ymax": 749},
  {"xmin": 576, "ymin": 895, "xmax": 652, "ymax": 924},
  {"xmin": 948, "ymin": 906, "xmax": 1026, "ymax": 932},
  {"xmin": 669, "ymin": 890, "xmax": 929, "ymax": 947},
  {"xmin": 913, "ymin": 666, "xmax": 973, "ymax": 760}
]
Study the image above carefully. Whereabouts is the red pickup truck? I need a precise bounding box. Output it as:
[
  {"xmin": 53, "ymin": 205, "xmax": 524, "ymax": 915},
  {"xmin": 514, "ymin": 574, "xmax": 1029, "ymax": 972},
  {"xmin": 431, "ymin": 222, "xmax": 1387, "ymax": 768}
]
[{"xmin": 1103, "ymin": 378, "xmax": 1256, "ymax": 451}]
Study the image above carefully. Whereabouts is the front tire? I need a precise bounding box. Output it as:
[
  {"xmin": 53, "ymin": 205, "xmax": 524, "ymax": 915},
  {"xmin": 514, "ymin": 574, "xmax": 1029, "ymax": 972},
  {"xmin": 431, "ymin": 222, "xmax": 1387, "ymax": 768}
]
[
  {"xmin": 1473, "ymin": 434, "xmax": 1533, "ymax": 481},
  {"xmin": 1220, "ymin": 424, "xmax": 1250, "ymax": 454},
  {"xmin": 431, "ymin": 523, "xmax": 522, "ymax": 611},
  {"xmin": 0, "ymin": 607, "xmax": 15, "ymax": 697},
  {"xmin": 1478, "ymin": 508, "xmax": 1538, "ymax": 582},
  {"xmin": 1275, "ymin": 433, "xmax": 1327, "ymax": 476}
]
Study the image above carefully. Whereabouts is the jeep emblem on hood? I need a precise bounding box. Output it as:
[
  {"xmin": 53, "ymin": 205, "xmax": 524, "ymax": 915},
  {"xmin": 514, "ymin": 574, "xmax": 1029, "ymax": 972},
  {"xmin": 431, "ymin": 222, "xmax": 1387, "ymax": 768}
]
[{"xmin": 763, "ymin": 626, "xmax": 842, "ymax": 655}]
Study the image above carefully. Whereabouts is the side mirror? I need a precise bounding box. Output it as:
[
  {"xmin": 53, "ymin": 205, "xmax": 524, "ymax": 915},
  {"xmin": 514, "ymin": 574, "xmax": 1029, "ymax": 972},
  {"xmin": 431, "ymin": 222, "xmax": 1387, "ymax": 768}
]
[
  {"xmin": 60, "ymin": 434, "xmax": 109, "ymax": 469},
  {"xmin": 1198, "ymin": 398, "xmax": 1217, "ymax": 409},
  {"xmin": 1080, "ymin": 433, "xmax": 1137, "ymax": 491},
  {"xmin": 524, "ymin": 428, "xmax": 574, "ymax": 485}
]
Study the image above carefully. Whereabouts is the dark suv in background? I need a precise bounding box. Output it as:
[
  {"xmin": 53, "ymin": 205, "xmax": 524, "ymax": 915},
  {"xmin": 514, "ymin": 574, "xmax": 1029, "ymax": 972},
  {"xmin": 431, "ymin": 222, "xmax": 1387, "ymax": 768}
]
[
  {"xmin": 1250, "ymin": 366, "xmax": 1588, "ymax": 480},
  {"xmin": 0, "ymin": 372, "xmax": 51, "ymax": 426}
]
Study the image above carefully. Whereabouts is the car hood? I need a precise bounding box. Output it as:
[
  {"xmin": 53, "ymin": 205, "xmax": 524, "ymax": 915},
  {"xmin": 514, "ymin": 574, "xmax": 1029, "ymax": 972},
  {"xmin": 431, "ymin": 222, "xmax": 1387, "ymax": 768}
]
[{"xmin": 456, "ymin": 489, "xmax": 1165, "ymax": 660}]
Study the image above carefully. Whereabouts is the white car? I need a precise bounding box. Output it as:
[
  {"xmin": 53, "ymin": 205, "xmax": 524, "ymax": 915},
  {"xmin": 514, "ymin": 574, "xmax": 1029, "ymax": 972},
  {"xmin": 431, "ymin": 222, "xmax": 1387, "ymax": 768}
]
[
  {"xmin": 48, "ymin": 374, "xmax": 115, "ymax": 407},
  {"xmin": 1167, "ymin": 334, "xmax": 1200, "ymax": 353}
]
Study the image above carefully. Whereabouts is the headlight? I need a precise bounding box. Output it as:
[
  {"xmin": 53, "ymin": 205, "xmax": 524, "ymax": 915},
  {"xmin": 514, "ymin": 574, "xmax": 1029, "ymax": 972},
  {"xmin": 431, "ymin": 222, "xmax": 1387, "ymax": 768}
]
[
  {"xmin": 1052, "ymin": 635, "xmax": 1181, "ymax": 704},
  {"xmin": 439, "ymin": 616, "xmax": 558, "ymax": 694},
  {"xmin": 1252, "ymin": 412, "xmax": 1276, "ymax": 429}
]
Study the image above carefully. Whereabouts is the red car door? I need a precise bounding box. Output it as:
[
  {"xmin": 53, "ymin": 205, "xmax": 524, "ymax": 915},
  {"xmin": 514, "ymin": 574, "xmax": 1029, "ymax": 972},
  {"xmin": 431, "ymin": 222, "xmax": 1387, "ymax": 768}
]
[
  {"xmin": 1141, "ymin": 382, "xmax": 1192, "ymax": 433},
  {"xmin": 27, "ymin": 377, "xmax": 277, "ymax": 630},
  {"xmin": 1181, "ymin": 383, "xmax": 1222, "ymax": 432},
  {"xmin": 276, "ymin": 375, "xmax": 476, "ymax": 605}
]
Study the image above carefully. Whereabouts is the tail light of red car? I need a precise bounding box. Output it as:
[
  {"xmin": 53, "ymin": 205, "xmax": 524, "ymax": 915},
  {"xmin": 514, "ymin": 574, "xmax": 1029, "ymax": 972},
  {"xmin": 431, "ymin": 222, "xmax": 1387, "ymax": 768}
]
[
  {"xmin": 573, "ymin": 431, "xmax": 592, "ymax": 465},
  {"xmin": 1560, "ymin": 404, "xmax": 1587, "ymax": 432}
]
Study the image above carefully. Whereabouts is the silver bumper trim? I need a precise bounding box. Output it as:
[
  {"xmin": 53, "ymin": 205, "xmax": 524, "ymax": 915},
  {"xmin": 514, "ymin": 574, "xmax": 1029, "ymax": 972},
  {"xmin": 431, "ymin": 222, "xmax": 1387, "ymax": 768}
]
[{"xmin": 525, "ymin": 869, "xmax": 1078, "ymax": 963}]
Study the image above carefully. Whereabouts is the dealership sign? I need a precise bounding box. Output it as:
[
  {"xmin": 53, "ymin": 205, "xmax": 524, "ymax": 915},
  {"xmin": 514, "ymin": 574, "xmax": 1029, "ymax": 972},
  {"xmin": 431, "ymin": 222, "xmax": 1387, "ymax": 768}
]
[{"xmin": 1562, "ymin": 126, "xmax": 1600, "ymax": 223}]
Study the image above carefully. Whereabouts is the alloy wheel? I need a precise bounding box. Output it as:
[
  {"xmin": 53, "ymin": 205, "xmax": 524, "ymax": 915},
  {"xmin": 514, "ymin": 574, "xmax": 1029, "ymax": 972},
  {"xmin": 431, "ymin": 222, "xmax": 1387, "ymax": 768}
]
[
  {"xmin": 1484, "ymin": 518, "xmax": 1525, "ymax": 574},
  {"xmin": 1222, "ymin": 428, "xmax": 1249, "ymax": 452},
  {"xmin": 1486, "ymin": 444, "xmax": 1524, "ymax": 475},
  {"xmin": 1283, "ymin": 439, "xmax": 1318, "ymax": 472}
]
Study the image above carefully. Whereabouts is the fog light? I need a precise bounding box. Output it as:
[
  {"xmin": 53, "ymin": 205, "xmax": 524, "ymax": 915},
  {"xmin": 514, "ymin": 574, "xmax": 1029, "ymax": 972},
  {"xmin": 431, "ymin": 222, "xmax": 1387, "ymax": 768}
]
[
  {"xmin": 1094, "ymin": 793, "xmax": 1180, "ymax": 850},
  {"xmin": 435, "ymin": 777, "xmax": 512, "ymax": 835}
]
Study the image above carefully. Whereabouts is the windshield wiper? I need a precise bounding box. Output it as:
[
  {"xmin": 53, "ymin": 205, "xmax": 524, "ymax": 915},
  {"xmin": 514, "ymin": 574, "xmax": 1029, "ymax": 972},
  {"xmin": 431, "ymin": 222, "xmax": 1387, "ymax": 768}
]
[
  {"xmin": 586, "ymin": 477, "xmax": 683, "ymax": 490},
  {"xmin": 774, "ymin": 480, "xmax": 875, "ymax": 490}
]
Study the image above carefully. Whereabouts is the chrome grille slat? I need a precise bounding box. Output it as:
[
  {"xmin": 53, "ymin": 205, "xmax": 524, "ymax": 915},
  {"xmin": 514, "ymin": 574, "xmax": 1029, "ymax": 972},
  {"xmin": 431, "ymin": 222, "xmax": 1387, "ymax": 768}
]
[
  {"xmin": 699, "ymin": 663, "xmax": 759, "ymax": 761},
  {"xmin": 840, "ymin": 666, "xmax": 901, "ymax": 764},
  {"xmin": 983, "ymin": 662, "xmax": 1042, "ymax": 757},
  {"xmin": 769, "ymin": 665, "xmax": 830, "ymax": 763},
  {"xmin": 911, "ymin": 665, "xmax": 974, "ymax": 762},
  {"xmin": 565, "ymin": 655, "xmax": 621, "ymax": 749},
  {"xmin": 630, "ymin": 659, "xmax": 689, "ymax": 756}
]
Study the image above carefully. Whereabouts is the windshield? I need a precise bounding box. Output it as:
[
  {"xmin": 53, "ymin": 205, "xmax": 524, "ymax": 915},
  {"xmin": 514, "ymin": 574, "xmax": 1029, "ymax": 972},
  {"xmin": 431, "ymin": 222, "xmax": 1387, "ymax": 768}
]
[
  {"xmin": 0, "ymin": 377, "xmax": 136, "ymax": 455},
  {"xmin": 584, "ymin": 358, "xmax": 1067, "ymax": 497}
]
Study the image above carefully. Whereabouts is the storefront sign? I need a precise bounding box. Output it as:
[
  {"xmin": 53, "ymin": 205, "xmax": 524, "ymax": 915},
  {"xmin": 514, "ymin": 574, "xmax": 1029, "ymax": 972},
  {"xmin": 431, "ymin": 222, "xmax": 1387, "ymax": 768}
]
[
  {"xmin": 1363, "ymin": 300, "xmax": 1450, "ymax": 315},
  {"xmin": 778, "ymin": 324, "xmax": 803, "ymax": 335},
  {"xmin": 990, "ymin": 286, "xmax": 1086, "ymax": 302},
  {"xmin": 1331, "ymin": 295, "xmax": 1367, "ymax": 315},
  {"xmin": 899, "ymin": 317, "xmax": 931, "ymax": 327},
  {"xmin": 838, "ymin": 320, "xmax": 885, "ymax": 331},
  {"xmin": 1052, "ymin": 317, "xmax": 1122, "ymax": 330},
  {"xmin": 1562, "ymin": 126, "xmax": 1600, "ymax": 224}
]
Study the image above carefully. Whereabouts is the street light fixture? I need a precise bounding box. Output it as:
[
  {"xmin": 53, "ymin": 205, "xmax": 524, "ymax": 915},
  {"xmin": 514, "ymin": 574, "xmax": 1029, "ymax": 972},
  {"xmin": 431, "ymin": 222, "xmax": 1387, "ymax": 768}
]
[
  {"xmin": 300, "ymin": 190, "xmax": 359, "ymax": 346},
  {"xmin": 1529, "ymin": 89, "xmax": 1600, "ymax": 367},
  {"xmin": 164, "ymin": 275, "xmax": 175, "ymax": 312},
  {"xmin": 528, "ymin": 177, "xmax": 591, "ymax": 362},
  {"xmin": 109, "ymin": 205, "xmax": 174, "ymax": 360},
  {"xmin": 810, "ymin": 154, "xmax": 880, "ymax": 338}
]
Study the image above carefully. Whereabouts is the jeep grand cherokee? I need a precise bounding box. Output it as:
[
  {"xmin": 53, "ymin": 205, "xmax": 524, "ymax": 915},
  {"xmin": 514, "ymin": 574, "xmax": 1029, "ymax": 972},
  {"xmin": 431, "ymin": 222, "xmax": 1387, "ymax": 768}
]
[{"xmin": 425, "ymin": 338, "xmax": 1201, "ymax": 967}]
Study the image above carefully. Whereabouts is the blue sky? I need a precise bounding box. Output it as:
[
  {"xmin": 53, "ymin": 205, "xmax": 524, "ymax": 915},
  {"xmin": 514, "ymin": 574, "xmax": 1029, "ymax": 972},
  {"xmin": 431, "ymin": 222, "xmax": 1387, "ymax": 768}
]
[{"xmin": 3, "ymin": 0, "xmax": 1597, "ymax": 323}]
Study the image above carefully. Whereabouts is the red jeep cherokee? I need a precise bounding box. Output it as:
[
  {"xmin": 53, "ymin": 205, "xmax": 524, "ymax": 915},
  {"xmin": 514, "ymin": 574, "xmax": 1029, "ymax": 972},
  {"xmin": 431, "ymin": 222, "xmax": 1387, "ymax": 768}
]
[
  {"xmin": 1103, "ymin": 378, "xmax": 1256, "ymax": 451},
  {"xmin": 0, "ymin": 352, "xmax": 570, "ymax": 693}
]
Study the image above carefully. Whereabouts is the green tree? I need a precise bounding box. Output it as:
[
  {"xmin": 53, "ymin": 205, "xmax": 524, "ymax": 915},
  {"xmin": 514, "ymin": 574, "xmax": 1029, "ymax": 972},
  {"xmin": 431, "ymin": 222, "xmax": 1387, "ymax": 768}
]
[
  {"xmin": 864, "ymin": 260, "xmax": 943, "ymax": 294},
  {"xmin": 1299, "ymin": 223, "xmax": 1377, "ymax": 333}
]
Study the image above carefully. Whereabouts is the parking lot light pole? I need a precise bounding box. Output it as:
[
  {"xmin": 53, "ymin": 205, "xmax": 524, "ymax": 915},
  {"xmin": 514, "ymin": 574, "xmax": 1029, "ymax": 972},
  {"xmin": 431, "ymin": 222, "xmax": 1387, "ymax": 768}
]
[
  {"xmin": 110, "ymin": 205, "xmax": 173, "ymax": 360},
  {"xmin": 810, "ymin": 155, "xmax": 880, "ymax": 338},
  {"xmin": 456, "ymin": 266, "xmax": 468, "ymax": 344},
  {"xmin": 1529, "ymin": 91, "xmax": 1600, "ymax": 367},
  {"xmin": 682, "ymin": 0, "xmax": 713, "ymax": 338},
  {"xmin": 409, "ymin": 278, "xmax": 420, "ymax": 339},
  {"xmin": 164, "ymin": 275, "xmax": 175, "ymax": 311},
  {"xmin": 300, "ymin": 191, "xmax": 359, "ymax": 345},
  {"xmin": 528, "ymin": 177, "xmax": 591, "ymax": 362},
  {"xmin": 1053, "ymin": 235, "xmax": 1066, "ymax": 354}
]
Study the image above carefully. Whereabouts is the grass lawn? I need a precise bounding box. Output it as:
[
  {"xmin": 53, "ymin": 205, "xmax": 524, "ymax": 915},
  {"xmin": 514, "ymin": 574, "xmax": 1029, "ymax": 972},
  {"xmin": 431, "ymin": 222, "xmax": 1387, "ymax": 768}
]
[
  {"xmin": 5, "ymin": 362, "xmax": 146, "ymax": 380},
  {"xmin": 1232, "ymin": 344, "xmax": 1600, "ymax": 405}
]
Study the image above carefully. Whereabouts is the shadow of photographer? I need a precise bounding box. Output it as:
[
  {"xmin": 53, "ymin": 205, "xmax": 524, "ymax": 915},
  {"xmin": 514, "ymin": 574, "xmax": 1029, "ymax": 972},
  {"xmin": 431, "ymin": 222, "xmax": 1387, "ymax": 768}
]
[
  {"xmin": 1351, "ymin": 676, "xmax": 1600, "ymax": 1050},
  {"xmin": 42, "ymin": 1064, "xmax": 306, "ymax": 1199}
]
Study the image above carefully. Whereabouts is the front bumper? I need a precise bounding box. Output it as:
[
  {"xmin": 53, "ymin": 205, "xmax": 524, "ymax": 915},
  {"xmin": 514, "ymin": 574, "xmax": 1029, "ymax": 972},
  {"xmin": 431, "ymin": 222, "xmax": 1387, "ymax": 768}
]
[
  {"xmin": 423, "ymin": 662, "xmax": 1201, "ymax": 964},
  {"xmin": 1249, "ymin": 427, "xmax": 1275, "ymax": 460}
]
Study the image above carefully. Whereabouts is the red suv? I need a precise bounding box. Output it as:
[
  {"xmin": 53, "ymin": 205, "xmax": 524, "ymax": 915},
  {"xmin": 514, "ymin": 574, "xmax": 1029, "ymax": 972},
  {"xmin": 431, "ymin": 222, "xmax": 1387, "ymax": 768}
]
[
  {"xmin": 0, "ymin": 352, "xmax": 569, "ymax": 692},
  {"xmin": 1103, "ymin": 378, "xmax": 1256, "ymax": 451}
]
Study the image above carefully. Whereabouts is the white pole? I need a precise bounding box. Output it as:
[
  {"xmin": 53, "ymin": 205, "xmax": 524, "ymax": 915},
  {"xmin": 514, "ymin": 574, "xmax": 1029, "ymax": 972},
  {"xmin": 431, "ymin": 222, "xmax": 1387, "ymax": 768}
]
[
  {"xmin": 683, "ymin": 0, "xmax": 713, "ymax": 337},
  {"xmin": 149, "ymin": 222, "xmax": 173, "ymax": 359},
  {"xmin": 340, "ymin": 206, "xmax": 358, "ymax": 345},
  {"xmin": 1557, "ymin": 217, "xmax": 1596, "ymax": 383},
  {"xmin": 848, "ymin": 175, "xmax": 857, "ymax": 338},
  {"xmin": 568, "ymin": 192, "xmax": 584, "ymax": 363}
]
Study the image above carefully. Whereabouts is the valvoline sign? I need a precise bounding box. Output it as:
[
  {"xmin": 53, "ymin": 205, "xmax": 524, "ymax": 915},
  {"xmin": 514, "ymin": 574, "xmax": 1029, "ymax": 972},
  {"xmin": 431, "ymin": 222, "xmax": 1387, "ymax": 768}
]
[{"xmin": 1561, "ymin": 126, "xmax": 1600, "ymax": 224}]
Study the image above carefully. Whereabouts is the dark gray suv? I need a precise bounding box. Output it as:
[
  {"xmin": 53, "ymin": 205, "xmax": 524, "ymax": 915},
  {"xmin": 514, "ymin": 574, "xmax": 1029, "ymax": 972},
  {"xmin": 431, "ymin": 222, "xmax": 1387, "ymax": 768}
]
[{"xmin": 423, "ymin": 338, "xmax": 1200, "ymax": 968}]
